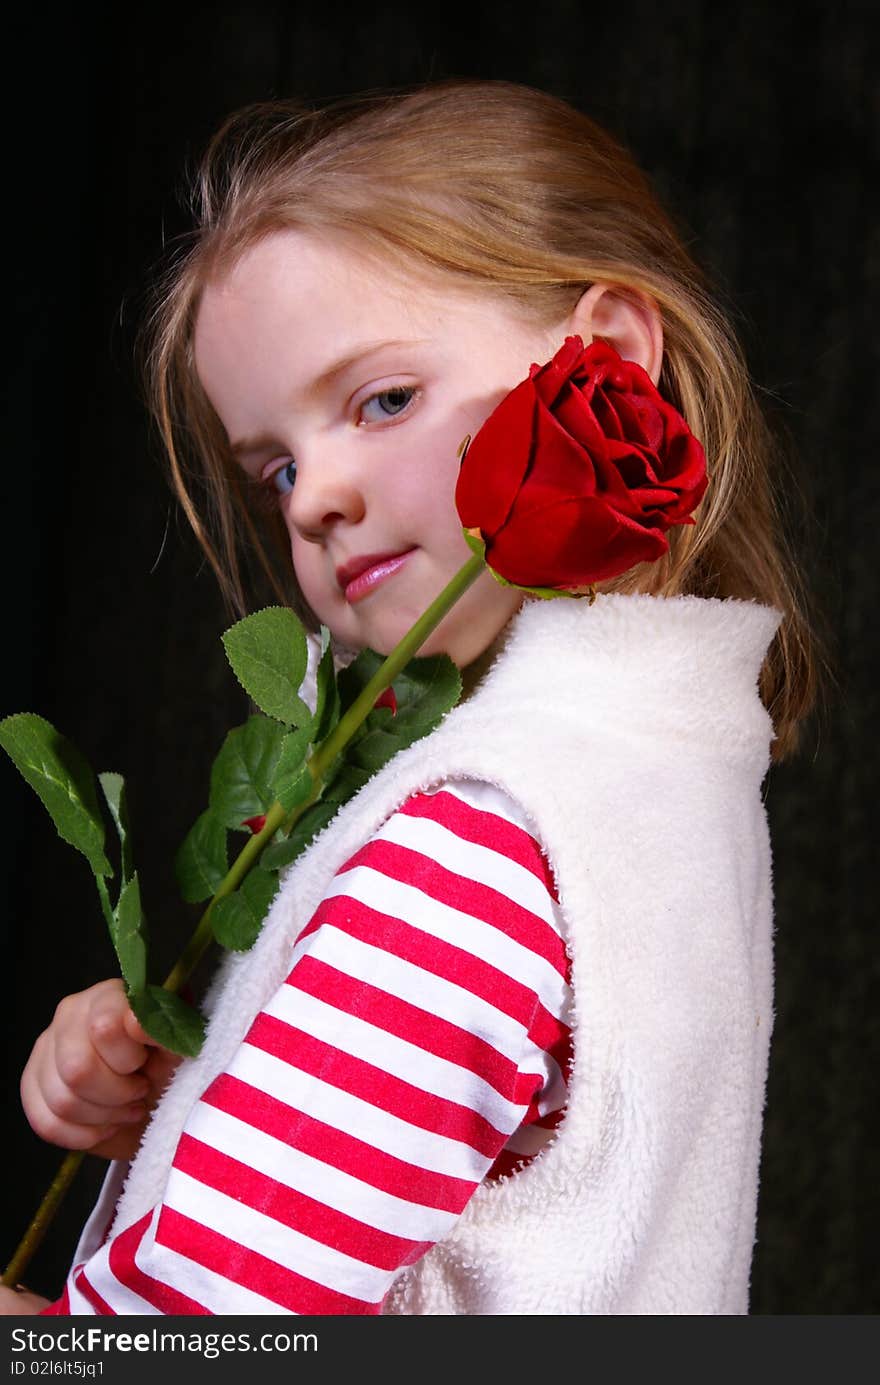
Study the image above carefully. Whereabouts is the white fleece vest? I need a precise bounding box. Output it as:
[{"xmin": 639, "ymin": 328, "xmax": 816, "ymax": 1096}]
[{"xmin": 78, "ymin": 594, "xmax": 781, "ymax": 1315}]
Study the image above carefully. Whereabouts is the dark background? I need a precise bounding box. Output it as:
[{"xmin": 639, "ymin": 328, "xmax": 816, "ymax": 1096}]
[{"xmin": 2, "ymin": 1, "xmax": 876, "ymax": 1313}]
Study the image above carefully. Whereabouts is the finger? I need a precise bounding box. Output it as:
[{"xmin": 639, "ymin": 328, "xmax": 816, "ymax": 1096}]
[
  {"xmin": 90, "ymin": 1121, "xmax": 154, "ymax": 1162},
  {"xmin": 142, "ymin": 1045, "xmax": 184, "ymax": 1089},
  {"xmin": 120, "ymin": 1003, "xmax": 164, "ymax": 1049},
  {"xmin": 39, "ymin": 1059, "xmax": 149, "ymax": 1127},
  {"xmin": 12, "ymin": 1287, "xmax": 52, "ymax": 1313},
  {"xmin": 50, "ymin": 981, "xmax": 152, "ymax": 1081},
  {"xmin": 47, "ymin": 1033, "xmax": 152, "ymax": 1112},
  {"xmin": 87, "ymin": 1004, "xmax": 156, "ymax": 1077},
  {"xmin": 20, "ymin": 1080, "xmax": 138, "ymax": 1152},
  {"xmin": 0, "ymin": 1284, "xmax": 49, "ymax": 1315}
]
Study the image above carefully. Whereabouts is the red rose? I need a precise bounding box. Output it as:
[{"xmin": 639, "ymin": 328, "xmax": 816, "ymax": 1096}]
[{"xmin": 454, "ymin": 336, "xmax": 708, "ymax": 591}]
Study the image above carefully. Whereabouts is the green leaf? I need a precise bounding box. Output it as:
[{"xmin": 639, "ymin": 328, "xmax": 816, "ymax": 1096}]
[
  {"xmin": 261, "ymin": 800, "xmax": 341, "ymax": 871},
  {"xmin": 175, "ymin": 810, "xmax": 229, "ymax": 903},
  {"xmin": 0, "ymin": 714, "xmax": 111, "ymax": 877},
  {"xmin": 271, "ymin": 725, "xmax": 314, "ymax": 813},
  {"xmin": 385, "ymin": 653, "xmax": 462, "ymax": 726},
  {"xmin": 279, "ymin": 763, "xmax": 314, "ymax": 816},
  {"xmin": 111, "ymin": 873, "xmax": 148, "ymax": 995},
  {"xmin": 98, "ymin": 772, "xmax": 134, "ymax": 886},
  {"xmin": 211, "ymin": 867, "xmax": 278, "ymax": 951},
  {"xmin": 209, "ymin": 716, "xmax": 286, "ymax": 829},
  {"xmin": 336, "ymin": 649, "xmax": 384, "ymax": 718},
  {"xmin": 343, "ymin": 654, "xmax": 462, "ymax": 774},
  {"xmin": 323, "ymin": 761, "xmax": 374, "ymax": 805},
  {"xmin": 222, "ymin": 607, "xmax": 314, "ymax": 728},
  {"xmin": 128, "ymin": 985, "xmax": 206, "ymax": 1058},
  {"xmin": 313, "ymin": 629, "xmax": 341, "ymax": 744}
]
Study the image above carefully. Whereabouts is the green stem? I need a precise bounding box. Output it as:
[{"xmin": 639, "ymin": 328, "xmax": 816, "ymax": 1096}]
[
  {"xmin": 312, "ymin": 552, "xmax": 484, "ymax": 780},
  {"xmin": 2, "ymin": 553, "xmax": 485, "ymax": 1292},
  {"xmin": 160, "ymin": 797, "xmax": 290, "ymax": 994},
  {"xmin": 2, "ymin": 1151, "xmax": 84, "ymax": 1289},
  {"xmin": 164, "ymin": 553, "xmax": 483, "ymax": 993}
]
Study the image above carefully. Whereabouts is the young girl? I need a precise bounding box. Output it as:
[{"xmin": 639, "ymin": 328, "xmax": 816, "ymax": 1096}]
[{"xmin": 6, "ymin": 79, "xmax": 816, "ymax": 1316}]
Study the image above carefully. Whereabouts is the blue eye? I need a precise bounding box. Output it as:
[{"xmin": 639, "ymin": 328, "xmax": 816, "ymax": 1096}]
[
  {"xmin": 271, "ymin": 460, "xmax": 297, "ymax": 495},
  {"xmin": 359, "ymin": 386, "xmax": 417, "ymax": 423}
]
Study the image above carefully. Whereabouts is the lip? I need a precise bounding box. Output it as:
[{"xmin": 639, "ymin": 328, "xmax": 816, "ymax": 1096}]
[{"xmin": 336, "ymin": 549, "xmax": 416, "ymax": 604}]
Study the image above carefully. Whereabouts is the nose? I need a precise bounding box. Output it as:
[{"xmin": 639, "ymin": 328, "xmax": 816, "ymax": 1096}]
[{"xmin": 283, "ymin": 452, "xmax": 366, "ymax": 542}]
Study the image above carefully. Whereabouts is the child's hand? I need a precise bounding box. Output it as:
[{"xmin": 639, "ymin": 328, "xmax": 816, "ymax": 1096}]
[
  {"xmin": 20, "ymin": 979, "xmax": 183, "ymax": 1162},
  {"xmin": 0, "ymin": 1284, "xmax": 51, "ymax": 1314}
]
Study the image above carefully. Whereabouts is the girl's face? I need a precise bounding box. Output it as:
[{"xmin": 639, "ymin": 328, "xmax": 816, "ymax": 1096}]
[{"xmin": 194, "ymin": 230, "xmax": 566, "ymax": 665}]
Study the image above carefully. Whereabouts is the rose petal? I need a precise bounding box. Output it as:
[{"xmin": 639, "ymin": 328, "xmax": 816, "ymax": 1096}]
[
  {"xmin": 373, "ymin": 687, "xmax": 398, "ymax": 716},
  {"xmin": 455, "ymin": 381, "xmax": 539, "ymax": 537},
  {"xmin": 529, "ymin": 336, "xmax": 587, "ymax": 407},
  {"xmin": 488, "ymin": 494, "xmax": 669, "ymax": 587},
  {"xmin": 527, "ymin": 403, "xmax": 604, "ymax": 494}
]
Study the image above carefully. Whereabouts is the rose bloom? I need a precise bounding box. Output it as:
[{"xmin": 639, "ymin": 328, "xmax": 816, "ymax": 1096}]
[{"xmin": 455, "ymin": 336, "xmax": 708, "ymax": 592}]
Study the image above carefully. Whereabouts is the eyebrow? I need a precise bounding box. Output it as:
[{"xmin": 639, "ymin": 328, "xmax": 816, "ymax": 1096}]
[{"xmin": 229, "ymin": 338, "xmax": 425, "ymax": 458}]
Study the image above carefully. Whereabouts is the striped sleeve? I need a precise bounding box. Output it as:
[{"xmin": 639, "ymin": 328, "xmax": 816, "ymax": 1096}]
[{"xmin": 43, "ymin": 779, "xmax": 573, "ymax": 1316}]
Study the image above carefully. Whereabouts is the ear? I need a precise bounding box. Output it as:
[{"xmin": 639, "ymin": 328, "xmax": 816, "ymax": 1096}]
[{"xmin": 565, "ymin": 284, "xmax": 664, "ymax": 384}]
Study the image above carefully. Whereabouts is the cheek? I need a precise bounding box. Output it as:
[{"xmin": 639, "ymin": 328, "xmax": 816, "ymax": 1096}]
[
  {"xmin": 286, "ymin": 533, "xmax": 333, "ymax": 614},
  {"xmin": 406, "ymin": 401, "xmax": 476, "ymax": 494},
  {"xmin": 385, "ymin": 454, "xmax": 460, "ymax": 539},
  {"xmin": 422, "ymin": 474, "xmax": 470, "ymax": 551}
]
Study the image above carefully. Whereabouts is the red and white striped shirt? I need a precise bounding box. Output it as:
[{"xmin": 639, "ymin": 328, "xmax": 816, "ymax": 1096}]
[{"xmin": 43, "ymin": 780, "xmax": 572, "ymax": 1315}]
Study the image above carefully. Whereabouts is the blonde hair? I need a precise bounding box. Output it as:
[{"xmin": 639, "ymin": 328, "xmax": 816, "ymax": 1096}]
[{"xmin": 141, "ymin": 79, "xmax": 823, "ymax": 760}]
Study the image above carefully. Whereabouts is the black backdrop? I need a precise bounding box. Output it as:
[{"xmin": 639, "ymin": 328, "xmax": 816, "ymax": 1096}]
[{"xmin": 2, "ymin": 1, "xmax": 876, "ymax": 1314}]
